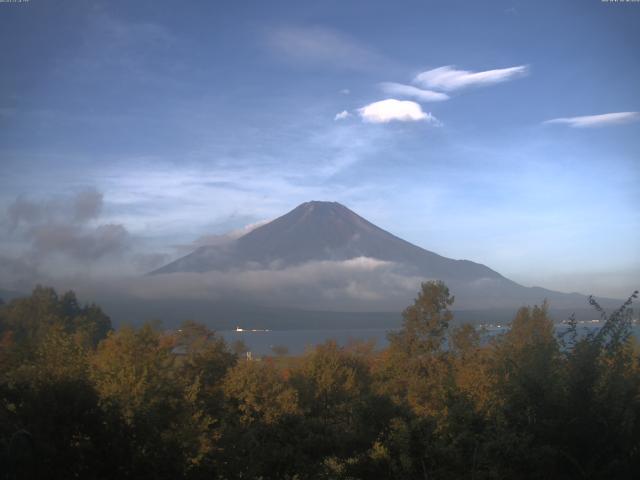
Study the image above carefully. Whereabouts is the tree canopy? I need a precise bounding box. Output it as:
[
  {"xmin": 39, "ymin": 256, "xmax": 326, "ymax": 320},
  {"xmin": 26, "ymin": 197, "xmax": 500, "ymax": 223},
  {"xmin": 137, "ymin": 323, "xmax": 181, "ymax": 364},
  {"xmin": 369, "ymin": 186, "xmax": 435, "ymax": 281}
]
[{"xmin": 1, "ymin": 283, "xmax": 638, "ymax": 479}]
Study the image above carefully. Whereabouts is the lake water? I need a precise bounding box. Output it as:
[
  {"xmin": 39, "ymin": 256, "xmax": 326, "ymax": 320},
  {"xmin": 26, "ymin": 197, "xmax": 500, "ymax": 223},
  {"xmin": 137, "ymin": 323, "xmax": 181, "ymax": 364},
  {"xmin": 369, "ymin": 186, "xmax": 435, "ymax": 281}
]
[
  {"xmin": 220, "ymin": 328, "xmax": 390, "ymax": 355},
  {"xmin": 219, "ymin": 324, "xmax": 640, "ymax": 356}
]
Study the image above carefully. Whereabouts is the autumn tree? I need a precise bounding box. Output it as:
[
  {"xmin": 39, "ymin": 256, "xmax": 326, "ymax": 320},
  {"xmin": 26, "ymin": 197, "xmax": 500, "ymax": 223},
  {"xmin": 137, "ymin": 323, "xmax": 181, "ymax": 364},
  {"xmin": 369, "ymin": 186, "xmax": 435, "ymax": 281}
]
[
  {"xmin": 0, "ymin": 287, "xmax": 116, "ymax": 480},
  {"xmin": 220, "ymin": 358, "xmax": 302, "ymax": 479},
  {"xmin": 90, "ymin": 323, "xmax": 211, "ymax": 479}
]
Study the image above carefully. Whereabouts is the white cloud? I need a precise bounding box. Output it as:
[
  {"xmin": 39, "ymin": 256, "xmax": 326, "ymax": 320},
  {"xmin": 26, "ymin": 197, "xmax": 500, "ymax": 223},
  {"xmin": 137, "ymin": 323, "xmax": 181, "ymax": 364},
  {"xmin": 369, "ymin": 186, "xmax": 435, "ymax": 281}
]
[
  {"xmin": 340, "ymin": 88, "xmax": 350, "ymax": 95},
  {"xmin": 543, "ymin": 112, "xmax": 640, "ymax": 128},
  {"xmin": 334, "ymin": 110, "xmax": 351, "ymax": 121},
  {"xmin": 358, "ymin": 99, "xmax": 439, "ymax": 124},
  {"xmin": 379, "ymin": 82, "xmax": 449, "ymax": 102},
  {"xmin": 93, "ymin": 256, "xmax": 421, "ymax": 311},
  {"xmin": 414, "ymin": 65, "xmax": 528, "ymax": 91}
]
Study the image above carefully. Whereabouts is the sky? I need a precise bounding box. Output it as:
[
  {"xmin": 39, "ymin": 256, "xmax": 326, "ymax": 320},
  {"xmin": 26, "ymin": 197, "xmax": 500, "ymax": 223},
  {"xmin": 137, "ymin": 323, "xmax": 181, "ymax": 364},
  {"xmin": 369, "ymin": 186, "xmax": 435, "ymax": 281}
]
[{"xmin": 0, "ymin": 0, "xmax": 638, "ymax": 299}]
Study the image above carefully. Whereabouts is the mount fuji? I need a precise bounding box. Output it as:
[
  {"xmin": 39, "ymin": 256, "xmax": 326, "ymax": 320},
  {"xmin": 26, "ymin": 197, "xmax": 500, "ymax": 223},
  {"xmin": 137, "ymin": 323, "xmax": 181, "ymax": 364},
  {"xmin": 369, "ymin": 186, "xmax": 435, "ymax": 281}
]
[{"xmin": 149, "ymin": 201, "xmax": 599, "ymax": 314}]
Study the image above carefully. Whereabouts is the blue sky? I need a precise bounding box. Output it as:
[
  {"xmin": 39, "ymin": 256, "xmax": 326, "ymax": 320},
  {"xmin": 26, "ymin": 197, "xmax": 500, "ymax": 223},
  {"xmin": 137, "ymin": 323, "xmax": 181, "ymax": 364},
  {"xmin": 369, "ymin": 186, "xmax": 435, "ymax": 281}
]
[{"xmin": 0, "ymin": 0, "xmax": 638, "ymax": 298}]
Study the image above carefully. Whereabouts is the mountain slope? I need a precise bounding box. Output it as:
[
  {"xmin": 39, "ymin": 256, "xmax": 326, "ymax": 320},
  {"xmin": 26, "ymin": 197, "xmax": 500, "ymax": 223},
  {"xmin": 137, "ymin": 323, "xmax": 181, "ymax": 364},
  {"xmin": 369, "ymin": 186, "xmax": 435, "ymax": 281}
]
[
  {"xmin": 152, "ymin": 201, "xmax": 505, "ymax": 282},
  {"xmin": 149, "ymin": 201, "xmax": 613, "ymax": 311}
]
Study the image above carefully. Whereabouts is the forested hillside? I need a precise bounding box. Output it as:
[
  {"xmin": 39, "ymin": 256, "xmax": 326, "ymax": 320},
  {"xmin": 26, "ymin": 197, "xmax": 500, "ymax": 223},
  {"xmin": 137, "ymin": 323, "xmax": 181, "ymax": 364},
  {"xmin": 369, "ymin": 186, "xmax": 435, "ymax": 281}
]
[{"xmin": 1, "ymin": 283, "xmax": 638, "ymax": 479}]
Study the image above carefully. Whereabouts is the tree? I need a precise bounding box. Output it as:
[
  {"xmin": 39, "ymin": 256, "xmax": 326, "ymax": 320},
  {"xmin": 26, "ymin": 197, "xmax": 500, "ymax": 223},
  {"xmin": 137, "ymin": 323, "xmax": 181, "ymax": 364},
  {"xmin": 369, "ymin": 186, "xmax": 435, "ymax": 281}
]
[
  {"xmin": 90, "ymin": 324, "xmax": 189, "ymax": 479},
  {"xmin": 557, "ymin": 292, "xmax": 640, "ymax": 479},
  {"xmin": 0, "ymin": 287, "xmax": 117, "ymax": 479},
  {"xmin": 388, "ymin": 280, "xmax": 455, "ymax": 357},
  {"xmin": 174, "ymin": 320, "xmax": 236, "ymax": 393},
  {"xmin": 171, "ymin": 321, "xmax": 236, "ymax": 477},
  {"xmin": 292, "ymin": 341, "xmax": 394, "ymax": 478},
  {"xmin": 0, "ymin": 286, "xmax": 111, "ymax": 353},
  {"xmin": 220, "ymin": 358, "xmax": 302, "ymax": 479},
  {"xmin": 478, "ymin": 303, "xmax": 565, "ymax": 478},
  {"xmin": 381, "ymin": 281, "xmax": 455, "ymax": 414},
  {"xmin": 1, "ymin": 325, "xmax": 118, "ymax": 479}
]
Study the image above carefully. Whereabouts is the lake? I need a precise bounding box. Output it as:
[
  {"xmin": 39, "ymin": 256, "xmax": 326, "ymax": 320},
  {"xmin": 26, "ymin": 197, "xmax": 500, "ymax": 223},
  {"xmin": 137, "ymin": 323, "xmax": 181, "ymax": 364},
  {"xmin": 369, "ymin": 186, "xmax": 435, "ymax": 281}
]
[{"xmin": 219, "ymin": 324, "xmax": 640, "ymax": 356}]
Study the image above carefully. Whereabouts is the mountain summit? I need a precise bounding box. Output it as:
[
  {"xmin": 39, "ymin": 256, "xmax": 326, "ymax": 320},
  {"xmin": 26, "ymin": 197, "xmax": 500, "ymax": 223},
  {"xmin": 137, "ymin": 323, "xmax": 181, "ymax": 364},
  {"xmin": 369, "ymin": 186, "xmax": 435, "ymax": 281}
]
[{"xmin": 151, "ymin": 200, "xmax": 503, "ymax": 282}]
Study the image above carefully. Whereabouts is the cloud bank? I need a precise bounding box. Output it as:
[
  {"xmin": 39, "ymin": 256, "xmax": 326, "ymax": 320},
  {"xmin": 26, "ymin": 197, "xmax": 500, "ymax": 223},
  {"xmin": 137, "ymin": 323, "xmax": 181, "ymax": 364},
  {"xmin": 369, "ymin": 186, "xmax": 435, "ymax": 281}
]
[
  {"xmin": 75, "ymin": 256, "xmax": 425, "ymax": 313},
  {"xmin": 414, "ymin": 65, "xmax": 528, "ymax": 91}
]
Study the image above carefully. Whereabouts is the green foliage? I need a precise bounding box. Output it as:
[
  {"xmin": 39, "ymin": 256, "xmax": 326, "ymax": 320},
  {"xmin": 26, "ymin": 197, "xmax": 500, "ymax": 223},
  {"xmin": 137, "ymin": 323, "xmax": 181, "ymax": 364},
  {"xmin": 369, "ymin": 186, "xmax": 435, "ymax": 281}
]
[
  {"xmin": 556, "ymin": 291, "xmax": 640, "ymax": 479},
  {"xmin": 0, "ymin": 288, "xmax": 119, "ymax": 480},
  {"xmin": 483, "ymin": 303, "xmax": 566, "ymax": 477},
  {"xmin": 294, "ymin": 341, "xmax": 390, "ymax": 458},
  {"xmin": 0, "ymin": 286, "xmax": 111, "ymax": 353}
]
